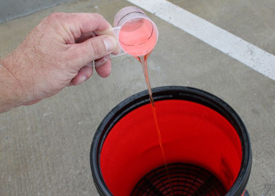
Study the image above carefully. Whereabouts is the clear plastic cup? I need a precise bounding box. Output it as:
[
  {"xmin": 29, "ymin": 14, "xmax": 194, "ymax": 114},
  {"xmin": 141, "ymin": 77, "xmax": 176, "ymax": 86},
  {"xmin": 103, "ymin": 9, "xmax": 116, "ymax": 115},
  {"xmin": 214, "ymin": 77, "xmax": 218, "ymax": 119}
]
[{"xmin": 111, "ymin": 6, "xmax": 159, "ymax": 57}]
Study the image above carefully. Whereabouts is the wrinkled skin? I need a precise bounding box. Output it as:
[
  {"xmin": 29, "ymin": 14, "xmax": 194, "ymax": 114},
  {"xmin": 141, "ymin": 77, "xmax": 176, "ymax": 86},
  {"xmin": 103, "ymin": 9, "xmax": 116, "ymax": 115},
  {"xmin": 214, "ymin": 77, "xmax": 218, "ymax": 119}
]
[{"xmin": 0, "ymin": 13, "xmax": 119, "ymax": 113}]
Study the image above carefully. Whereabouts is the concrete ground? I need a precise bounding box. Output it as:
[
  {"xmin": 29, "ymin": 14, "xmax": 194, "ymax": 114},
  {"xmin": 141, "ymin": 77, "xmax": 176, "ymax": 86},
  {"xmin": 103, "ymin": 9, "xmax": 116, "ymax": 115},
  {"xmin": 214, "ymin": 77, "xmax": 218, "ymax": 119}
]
[{"xmin": 0, "ymin": 0, "xmax": 275, "ymax": 195}]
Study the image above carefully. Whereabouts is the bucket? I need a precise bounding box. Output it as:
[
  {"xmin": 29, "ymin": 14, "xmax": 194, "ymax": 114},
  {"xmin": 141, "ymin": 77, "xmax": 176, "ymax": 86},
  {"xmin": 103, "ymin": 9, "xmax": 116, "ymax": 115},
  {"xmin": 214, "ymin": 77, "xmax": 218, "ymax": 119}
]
[{"xmin": 90, "ymin": 86, "xmax": 252, "ymax": 196}]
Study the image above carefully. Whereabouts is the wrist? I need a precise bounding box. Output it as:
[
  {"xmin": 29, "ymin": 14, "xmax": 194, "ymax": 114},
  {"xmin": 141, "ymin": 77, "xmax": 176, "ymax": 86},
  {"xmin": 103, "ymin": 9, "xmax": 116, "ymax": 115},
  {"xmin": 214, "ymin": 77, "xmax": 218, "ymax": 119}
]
[{"xmin": 0, "ymin": 57, "xmax": 25, "ymax": 113}]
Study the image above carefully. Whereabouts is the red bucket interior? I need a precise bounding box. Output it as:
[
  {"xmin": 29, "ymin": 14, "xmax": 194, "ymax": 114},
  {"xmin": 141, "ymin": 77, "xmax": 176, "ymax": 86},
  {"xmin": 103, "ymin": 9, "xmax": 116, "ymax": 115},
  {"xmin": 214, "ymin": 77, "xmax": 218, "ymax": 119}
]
[{"xmin": 100, "ymin": 100, "xmax": 242, "ymax": 196}]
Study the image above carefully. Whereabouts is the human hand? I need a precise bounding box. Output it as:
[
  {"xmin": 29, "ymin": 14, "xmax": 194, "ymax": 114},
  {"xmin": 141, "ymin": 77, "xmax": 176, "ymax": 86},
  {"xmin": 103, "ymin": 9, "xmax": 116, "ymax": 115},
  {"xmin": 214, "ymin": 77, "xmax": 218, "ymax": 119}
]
[{"xmin": 0, "ymin": 13, "xmax": 118, "ymax": 112}]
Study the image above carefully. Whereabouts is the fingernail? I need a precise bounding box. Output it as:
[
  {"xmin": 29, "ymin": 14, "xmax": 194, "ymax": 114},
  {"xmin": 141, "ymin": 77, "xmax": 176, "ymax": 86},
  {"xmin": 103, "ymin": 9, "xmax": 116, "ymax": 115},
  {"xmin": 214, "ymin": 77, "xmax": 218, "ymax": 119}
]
[
  {"xmin": 76, "ymin": 76, "xmax": 87, "ymax": 85},
  {"xmin": 103, "ymin": 36, "xmax": 117, "ymax": 53},
  {"xmin": 95, "ymin": 55, "xmax": 110, "ymax": 68}
]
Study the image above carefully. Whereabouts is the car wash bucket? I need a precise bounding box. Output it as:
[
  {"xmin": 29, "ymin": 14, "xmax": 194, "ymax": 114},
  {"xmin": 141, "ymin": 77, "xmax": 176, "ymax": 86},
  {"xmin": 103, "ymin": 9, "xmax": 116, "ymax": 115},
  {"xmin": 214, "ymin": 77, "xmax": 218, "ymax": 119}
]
[{"xmin": 90, "ymin": 86, "xmax": 252, "ymax": 196}]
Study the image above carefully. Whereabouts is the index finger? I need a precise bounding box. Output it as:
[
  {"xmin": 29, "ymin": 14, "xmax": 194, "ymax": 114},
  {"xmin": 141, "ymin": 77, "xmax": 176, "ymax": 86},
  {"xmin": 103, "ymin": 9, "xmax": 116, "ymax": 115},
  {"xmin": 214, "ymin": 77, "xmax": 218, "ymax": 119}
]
[
  {"xmin": 70, "ymin": 13, "xmax": 112, "ymax": 34},
  {"xmin": 48, "ymin": 13, "xmax": 113, "ymax": 41}
]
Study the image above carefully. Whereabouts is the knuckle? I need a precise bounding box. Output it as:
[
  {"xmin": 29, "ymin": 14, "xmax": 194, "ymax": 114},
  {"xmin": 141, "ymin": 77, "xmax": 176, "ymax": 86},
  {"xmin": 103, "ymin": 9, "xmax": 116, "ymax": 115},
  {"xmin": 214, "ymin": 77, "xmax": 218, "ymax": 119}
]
[
  {"xmin": 93, "ymin": 13, "xmax": 103, "ymax": 19},
  {"xmin": 47, "ymin": 12, "xmax": 64, "ymax": 22},
  {"xmin": 91, "ymin": 13, "xmax": 107, "ymax": 24}
]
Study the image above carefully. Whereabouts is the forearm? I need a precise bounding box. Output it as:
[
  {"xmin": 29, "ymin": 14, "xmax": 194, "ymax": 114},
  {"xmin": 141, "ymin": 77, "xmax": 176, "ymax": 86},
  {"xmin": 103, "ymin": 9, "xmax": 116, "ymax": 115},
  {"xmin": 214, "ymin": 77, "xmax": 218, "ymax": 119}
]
[{"xmin": 0, "ymin": 59, "xmax": 23, "ymax": 113}]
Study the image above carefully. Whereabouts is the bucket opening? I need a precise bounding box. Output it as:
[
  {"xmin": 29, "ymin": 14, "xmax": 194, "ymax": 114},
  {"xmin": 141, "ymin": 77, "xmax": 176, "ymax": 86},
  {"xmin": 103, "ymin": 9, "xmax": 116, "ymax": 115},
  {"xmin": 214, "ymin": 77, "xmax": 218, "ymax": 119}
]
[
  {"xmin": 91, "ymin": 87, "xmax": 252, "ymax": 196},
  {"xmin": 100, "ymin": 100, "xmax": 242, "ymax": 195}
]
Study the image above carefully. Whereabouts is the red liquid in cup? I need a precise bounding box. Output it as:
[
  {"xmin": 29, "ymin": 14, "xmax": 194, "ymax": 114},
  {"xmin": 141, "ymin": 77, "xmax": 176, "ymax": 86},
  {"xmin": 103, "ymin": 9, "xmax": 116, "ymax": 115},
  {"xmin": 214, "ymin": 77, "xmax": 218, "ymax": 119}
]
[{"xmin": 119, "ymin": 18, "xmax": 158, "ymax": 56}]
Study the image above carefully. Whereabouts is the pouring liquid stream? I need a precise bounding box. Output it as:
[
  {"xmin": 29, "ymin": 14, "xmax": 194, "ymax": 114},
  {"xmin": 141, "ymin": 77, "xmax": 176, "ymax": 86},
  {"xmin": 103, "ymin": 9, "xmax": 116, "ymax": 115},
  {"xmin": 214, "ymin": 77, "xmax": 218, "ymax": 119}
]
[{"xmin": 137, "ymin": 54, "xmax": 175, "ymax": 195}]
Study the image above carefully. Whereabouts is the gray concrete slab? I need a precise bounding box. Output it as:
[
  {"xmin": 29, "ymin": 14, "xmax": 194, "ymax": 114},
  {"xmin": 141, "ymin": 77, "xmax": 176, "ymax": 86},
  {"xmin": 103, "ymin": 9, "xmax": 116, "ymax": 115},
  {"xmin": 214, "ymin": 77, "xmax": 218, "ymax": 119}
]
[
  {"xmin": 0, "ymin": 0, "xmax": 77, "ymax": 23},
  {"xmin": 170, "ymin": 0, "xmax": 275, "ymax": 55},
  {"xmin": 0, "ymin": 0, "xmax": 275, "ymax": 196}
]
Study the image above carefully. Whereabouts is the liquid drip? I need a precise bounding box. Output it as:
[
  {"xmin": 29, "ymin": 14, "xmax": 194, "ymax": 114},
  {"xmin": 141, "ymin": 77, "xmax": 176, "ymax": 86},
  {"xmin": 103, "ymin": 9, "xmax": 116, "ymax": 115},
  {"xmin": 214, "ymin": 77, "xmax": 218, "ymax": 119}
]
[{"xmin": 137, "ymin": 54, "xmax": 175, "ymax": 195}]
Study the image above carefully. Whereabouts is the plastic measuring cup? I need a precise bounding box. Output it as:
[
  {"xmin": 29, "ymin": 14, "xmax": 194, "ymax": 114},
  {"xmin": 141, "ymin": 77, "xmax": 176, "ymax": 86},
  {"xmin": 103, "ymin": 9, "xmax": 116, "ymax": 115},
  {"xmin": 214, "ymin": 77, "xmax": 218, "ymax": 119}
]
[{"xmin": 111, "ymin": 6, "xmax": 159, "ymax": 57}]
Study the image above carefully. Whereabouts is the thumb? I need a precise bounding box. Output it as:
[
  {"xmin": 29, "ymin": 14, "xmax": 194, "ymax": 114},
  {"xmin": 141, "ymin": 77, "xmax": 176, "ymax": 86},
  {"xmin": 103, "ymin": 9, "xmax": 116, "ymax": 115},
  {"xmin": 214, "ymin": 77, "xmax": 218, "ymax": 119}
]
[{"xmin": 67, "ymin": 35, "xmax": 117, "ymax": 68}]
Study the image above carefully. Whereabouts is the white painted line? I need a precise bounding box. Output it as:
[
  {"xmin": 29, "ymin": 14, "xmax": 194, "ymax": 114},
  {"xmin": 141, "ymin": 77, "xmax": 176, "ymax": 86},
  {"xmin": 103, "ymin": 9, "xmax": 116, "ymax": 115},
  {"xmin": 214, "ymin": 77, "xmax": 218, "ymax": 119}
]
[{"xmin": 127, "ymin": 0, "xmax": 275, "ymax": 81}]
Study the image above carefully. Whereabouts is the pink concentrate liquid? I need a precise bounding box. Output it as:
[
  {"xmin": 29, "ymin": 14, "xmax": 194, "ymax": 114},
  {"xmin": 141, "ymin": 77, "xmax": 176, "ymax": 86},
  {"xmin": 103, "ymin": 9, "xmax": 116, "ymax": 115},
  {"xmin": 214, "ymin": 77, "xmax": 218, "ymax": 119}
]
[
  {"xmin": 118, "ymin": 18, "xmax": 157, "ymax": 56},
  {"xmin": 137, "ymin": 55, "xmax": 175, "ymax": 195}
]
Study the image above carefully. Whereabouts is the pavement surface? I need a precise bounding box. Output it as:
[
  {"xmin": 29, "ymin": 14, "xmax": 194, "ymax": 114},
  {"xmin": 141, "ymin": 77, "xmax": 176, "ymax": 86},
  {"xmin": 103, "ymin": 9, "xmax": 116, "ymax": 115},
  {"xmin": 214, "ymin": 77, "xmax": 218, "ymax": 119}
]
[
  {"xmin": 0, "ymin": 0, "xmax": 275, "ymax": 196},
  {"xmin": 0, "ymin": 0, "xmax": 76, "ymax": 23}
]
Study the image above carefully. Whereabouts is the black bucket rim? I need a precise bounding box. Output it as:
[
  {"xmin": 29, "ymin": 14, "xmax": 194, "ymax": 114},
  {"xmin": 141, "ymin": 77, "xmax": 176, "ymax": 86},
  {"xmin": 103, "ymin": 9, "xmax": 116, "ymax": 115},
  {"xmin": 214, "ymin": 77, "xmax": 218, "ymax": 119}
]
[{"xmin": 90, "ymin": 86, "xmax": 252, "ymax": 196}]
